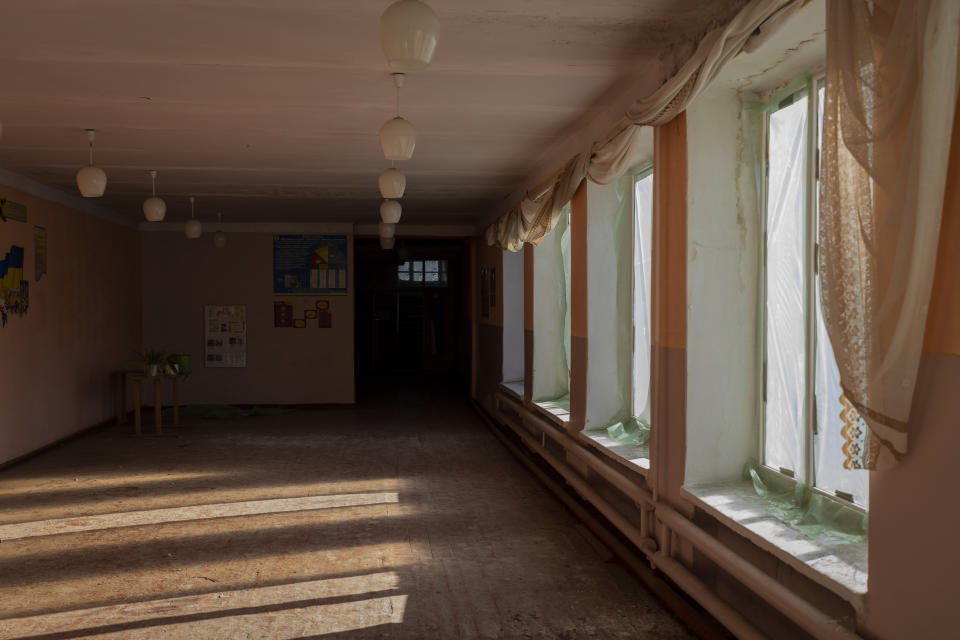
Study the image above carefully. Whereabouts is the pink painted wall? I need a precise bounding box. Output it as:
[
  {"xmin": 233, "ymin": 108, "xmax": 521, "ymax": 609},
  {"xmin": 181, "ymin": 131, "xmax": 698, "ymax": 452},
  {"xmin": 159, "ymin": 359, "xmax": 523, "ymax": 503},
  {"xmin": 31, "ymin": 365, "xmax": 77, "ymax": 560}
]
[
  {"xmin": 140, "ymin": 230, "xmax": 354, "ymax": 406},
  {"xmin": 0, "ymin": 186, "xmax": 142, "ymax": 465},
  {"xmin": 863, "ymin": 353, "xmax": 960, "ymax": 639}
]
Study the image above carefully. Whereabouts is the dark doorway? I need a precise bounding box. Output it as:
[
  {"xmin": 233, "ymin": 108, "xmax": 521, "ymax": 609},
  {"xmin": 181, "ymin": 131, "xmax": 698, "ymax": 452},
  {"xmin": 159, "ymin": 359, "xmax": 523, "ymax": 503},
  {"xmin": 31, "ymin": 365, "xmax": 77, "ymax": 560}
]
[{"xmin": 354, "ymin": 238, "xmax": 469, "ymax": 398}]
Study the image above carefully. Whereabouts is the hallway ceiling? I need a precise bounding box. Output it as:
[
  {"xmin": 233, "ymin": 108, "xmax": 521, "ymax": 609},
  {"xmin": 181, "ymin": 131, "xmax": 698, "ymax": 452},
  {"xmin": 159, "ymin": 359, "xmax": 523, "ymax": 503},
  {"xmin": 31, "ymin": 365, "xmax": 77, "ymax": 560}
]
[{"xmin": 0, "ymin": 0, "xmax": 744, "ymax": 225}]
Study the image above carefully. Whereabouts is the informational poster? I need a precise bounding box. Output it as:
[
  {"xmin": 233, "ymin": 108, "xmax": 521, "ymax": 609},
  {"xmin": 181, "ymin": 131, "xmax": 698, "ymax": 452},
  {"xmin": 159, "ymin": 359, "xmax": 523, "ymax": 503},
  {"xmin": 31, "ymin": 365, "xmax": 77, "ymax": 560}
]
[
  {"xmin": 0, "ymin": 245, "xmax": 28, "ymax": 328},
  {"xmin": 274, "ymin": 299, "xmax": 332, "ymax": 328},
  {"xmin": 34, "ymin": 226, "xmax": 47, "ymax": 281},
  {"xmin": 0, "ymin": 199, "xmax": 27, "ymax": 223},
  {"xmin": 273, "ymin": 235, "xmax": 348, "ymax": 295},
  {"xmin": 204, "ymin": 304, "xmax": 246, "ymax": 367}
]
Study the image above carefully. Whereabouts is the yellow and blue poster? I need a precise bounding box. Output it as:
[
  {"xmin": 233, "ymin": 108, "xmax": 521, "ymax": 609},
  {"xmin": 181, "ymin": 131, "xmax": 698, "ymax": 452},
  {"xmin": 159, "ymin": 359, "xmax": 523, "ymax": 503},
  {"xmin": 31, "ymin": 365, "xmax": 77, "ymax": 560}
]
[
  {"xmin": 273, "ymin": 235, "xmax": 348, "ymax": 295},
  {"xmin": 0, "ymin": 245, "xmax": 28, "ymax": 327}
]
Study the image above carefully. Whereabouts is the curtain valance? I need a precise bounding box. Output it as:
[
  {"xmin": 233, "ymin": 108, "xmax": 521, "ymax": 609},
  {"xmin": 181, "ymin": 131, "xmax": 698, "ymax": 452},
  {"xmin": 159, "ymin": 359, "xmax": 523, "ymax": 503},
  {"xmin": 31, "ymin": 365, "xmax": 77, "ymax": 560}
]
[{"xmin": 485, "ymin": 0, "xmax": 805, "ymax": 251}]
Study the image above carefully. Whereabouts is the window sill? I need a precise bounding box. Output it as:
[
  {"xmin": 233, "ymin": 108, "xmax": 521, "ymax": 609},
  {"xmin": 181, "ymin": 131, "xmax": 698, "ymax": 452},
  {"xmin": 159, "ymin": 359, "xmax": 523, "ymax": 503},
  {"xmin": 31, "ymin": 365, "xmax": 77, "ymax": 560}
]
[
  {"xmin": 500, "ymin": 380, "xmax": 524, "ymax": 399},
  {"xmin": 578, "ymin": 431, "xmax": 649, "ymax": 472},
  {"xmin": 532, "ymin": 399, "xmax": 570, "ymax": 426},
  {"xmin": 683, "ymin": 480, "xmax": 867, "ymax": 609}
]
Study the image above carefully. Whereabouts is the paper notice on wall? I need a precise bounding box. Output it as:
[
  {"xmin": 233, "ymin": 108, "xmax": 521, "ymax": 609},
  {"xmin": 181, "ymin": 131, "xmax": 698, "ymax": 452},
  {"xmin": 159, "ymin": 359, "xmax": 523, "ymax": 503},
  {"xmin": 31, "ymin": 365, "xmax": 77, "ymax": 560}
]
[
  {"xmin": 34, "ymin": 226, "xmax": 47, "ymax": 281},
  {"xmin": 274, "ymin": 298, "xmax": 332, "ymax": 329},
  {"xmin": 204, "ymin": 304, "xmax": 246, "ymax": 367}
]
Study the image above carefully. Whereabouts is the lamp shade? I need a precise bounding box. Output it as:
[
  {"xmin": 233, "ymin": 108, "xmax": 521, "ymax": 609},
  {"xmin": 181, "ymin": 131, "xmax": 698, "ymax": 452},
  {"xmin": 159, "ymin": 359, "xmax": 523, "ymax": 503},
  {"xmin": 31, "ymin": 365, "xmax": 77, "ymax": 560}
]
[
  {"xmin": 184, "ymin": 218, "xmax": 203, "ymax": 239},
  {"xmin": 380, "ymin": 0, "xmax": 440, "ymax": 72},
  {"xmin": 380, "ymin": 199, "xmax": 402, "ymax": 224},
  {"xmin": 142, "ymin": 196, "xmax": 166, "ymax": 222},
  {"xmin": 380, "ymin": 236, "xmax": 396, "ymax": 250},
  {"xmin": 77, "ymin": 166, "xmax": 107, "ymax": 198},
  {"xmin": 379, "ymin": 222, "xmax": 396, "ymax": 239},
  {"xmin": 379, "ymin": 117, "xmax": 416, "ymax": 161},
  {"xmin": 213, "ymin": 230, "xmax": 227, "ymax": 249},
  {"xmin": 378, "ymin": 168, "xmax": 406, "ymax": 198}
]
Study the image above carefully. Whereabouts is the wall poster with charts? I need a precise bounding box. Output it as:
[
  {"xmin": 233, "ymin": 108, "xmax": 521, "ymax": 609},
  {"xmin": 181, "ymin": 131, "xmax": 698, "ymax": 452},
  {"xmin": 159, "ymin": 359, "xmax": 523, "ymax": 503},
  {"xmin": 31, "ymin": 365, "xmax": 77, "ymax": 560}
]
[
  {"xmin": 273, "ymin": 235, "xmax": 348, "ymax": 295},
  {"xmin": 204, "ymin": 304, "xmax": 246, "ymax": 367}
]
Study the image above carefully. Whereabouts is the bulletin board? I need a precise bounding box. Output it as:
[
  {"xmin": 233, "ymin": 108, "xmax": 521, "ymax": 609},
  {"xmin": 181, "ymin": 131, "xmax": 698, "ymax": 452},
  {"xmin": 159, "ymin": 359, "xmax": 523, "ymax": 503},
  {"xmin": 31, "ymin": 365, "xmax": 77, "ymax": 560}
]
[
  {"xmin": 273, "ymin": 235, "xmax": 348, "ymax": 295},
  {"xmin": 204, "ymin": 304, "xmax": 246, "ymax": 367}
]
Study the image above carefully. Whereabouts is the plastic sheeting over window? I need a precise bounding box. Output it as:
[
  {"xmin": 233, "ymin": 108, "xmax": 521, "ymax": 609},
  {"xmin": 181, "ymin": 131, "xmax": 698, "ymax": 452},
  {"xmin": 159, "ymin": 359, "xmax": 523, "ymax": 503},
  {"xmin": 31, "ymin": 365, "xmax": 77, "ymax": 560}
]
[
  {"xmin": 764, "ymin": 94, "xmax": 808, "ymax": 476},
  {"xmin": 633, "ymin": 172, "xmax": 653, "ymax": 423},
  {"xmin": 533, "ymin": 203, "xmax": 571, "ymax": 405}
]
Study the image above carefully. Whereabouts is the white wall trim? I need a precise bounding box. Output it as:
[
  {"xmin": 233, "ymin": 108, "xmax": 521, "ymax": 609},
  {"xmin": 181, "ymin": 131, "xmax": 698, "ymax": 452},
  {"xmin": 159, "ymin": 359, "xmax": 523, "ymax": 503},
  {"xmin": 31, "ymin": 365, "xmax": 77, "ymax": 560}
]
[{"xmin": 0, "ymin": 167, "xmax": 135, "ymax": 228}]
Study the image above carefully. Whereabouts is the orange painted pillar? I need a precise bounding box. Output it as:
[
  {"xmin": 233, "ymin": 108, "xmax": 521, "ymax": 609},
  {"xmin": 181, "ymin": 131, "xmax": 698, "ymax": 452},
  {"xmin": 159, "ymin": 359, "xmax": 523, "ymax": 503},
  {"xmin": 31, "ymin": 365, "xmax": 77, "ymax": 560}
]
[
  {"xmin": 523, "ymin": 243, "xmax": 535, "ymax": 405},
  {"xmin": 650, "ymin": 112, "xmax": 688, "ymax": 507},
  {"xmin": 569, "ymin": 180, "xmax": 589, "ymax": 431}
]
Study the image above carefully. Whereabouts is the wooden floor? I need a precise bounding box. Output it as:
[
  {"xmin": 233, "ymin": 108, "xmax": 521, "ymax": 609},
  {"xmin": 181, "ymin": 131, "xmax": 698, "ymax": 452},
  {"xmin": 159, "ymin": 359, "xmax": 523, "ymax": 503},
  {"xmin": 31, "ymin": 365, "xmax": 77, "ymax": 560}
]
[{"xmin": 0, "ymin": 378, "xmax": 694, "ymax": 639}]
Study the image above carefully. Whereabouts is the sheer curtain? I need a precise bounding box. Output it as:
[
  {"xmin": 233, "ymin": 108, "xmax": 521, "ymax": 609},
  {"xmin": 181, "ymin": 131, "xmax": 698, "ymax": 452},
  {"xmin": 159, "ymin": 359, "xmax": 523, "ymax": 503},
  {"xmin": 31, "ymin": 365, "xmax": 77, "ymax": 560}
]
[{"xmin": 820, "ymin": 0, "xmax": 960, "ymax": 469}]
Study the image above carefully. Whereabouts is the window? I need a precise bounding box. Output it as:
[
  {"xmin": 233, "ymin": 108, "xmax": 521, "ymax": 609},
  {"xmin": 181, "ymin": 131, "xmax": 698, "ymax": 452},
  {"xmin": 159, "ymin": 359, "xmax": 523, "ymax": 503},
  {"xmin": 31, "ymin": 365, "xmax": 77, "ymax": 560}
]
[
  {"xmin": 502, "ymin": 247, "xmax": 524, "ymax": 393},
  {"xmin": 397, "ymin": 259, "xmax": 448, "ymax": 287},
  {"xmin": 761, "ymin": 76, "xmax": 869, "ymax": 507},
  {"xmin": 632, "ymin": 169, "xmax": 653, "ymax": 425},
  {"xmin": 531, "ymin": 203, "xmax": 571, "ymax": 416}
]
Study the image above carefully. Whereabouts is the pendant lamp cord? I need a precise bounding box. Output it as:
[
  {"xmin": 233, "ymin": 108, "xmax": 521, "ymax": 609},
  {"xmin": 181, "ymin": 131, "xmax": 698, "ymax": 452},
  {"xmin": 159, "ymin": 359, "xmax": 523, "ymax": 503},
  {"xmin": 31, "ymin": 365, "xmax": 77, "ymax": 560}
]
[
  {"xmin": 88, "ymin": 138, "xmax": 94, "ymax": 166},
  {"xmin": 190, "ymin": 196, "xmax": 195, "ymax": 220},
  {"xmin": 150, "ymin": 170, "xmax": 157, "ymax": 198},
  {"xmin": 395, "ymin": 83, "xmax": 400, "ymax": 118}
]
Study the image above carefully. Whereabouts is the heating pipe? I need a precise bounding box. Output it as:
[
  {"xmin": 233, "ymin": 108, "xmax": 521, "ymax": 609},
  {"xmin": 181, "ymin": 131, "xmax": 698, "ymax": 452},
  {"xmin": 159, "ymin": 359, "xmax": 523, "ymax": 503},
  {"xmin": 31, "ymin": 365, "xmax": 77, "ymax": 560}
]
[{"xmin": 490, "ymin": 393, "xmax": 862, "ymax": 640}]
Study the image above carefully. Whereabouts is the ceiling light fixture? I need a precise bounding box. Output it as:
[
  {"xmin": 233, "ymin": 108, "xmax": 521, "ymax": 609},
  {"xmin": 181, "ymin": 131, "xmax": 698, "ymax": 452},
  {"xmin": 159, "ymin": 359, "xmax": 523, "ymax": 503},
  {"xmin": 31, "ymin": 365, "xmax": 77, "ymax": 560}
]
[
  {"xmin": 213, "ymin": 212, "xmax": 227, "ymax": 248},
  {"xmin": 379, "ymin": 167, "xmax": 406, "ymax": 198},
  {"xmin": 380, "ymin": 199, "xmax": 402, "ymax": 224},
  {"xmin": 76, "ymin": 129, "xmax": 107, "ymax": 198},
  {"xmin": 142, "ymin": 170, "xmax": 166, "ymax": 222},
  {"xmin": 379, "ymin": 221, "xmax": 396, "ymax": 239},
  {"xmin": 185, "ymin": 196, "xmax": 202, "ymax": 239},
  {"xmin": 380, "ymin": 0, "xmax": 440, "ymax": 72},
  {"xmin": 380, "ymin": 236, "xmax": 396, "ymax": 250},
  {"xmin": 379, "ymin": 73, "xmax": 416, "ymax": 161}
]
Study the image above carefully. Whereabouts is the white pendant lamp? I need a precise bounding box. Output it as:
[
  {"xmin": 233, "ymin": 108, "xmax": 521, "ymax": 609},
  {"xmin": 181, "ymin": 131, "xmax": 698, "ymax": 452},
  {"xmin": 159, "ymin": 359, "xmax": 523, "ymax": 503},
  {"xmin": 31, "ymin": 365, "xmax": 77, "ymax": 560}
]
[
  {"xmin": 184, "ymin": 196, "xmax": 202, "ymax": 239},
  {"xmin": 379, "ymin": 167, "xmax": 406, "ymax": 198},
  {"xmin": 76, "ymin": 129, "xmax": 107, "ymax": 198},
  {"xmin": 380, "ymin": 236, "xmax": 396, "ymax": 250},
  {"xmin": 213, "ymin": 212, "xmax": 227, "ymax": 248},
  {"xmin": 142, "ymin": 170, "xmax": 166, "ymax": 222},
  {"xmin": 380, "ymin": 0, "xmax": 440, "ymax": 72},
  {"xmin": 379, "ymin": 222, "xmax": 396, "ymax": 239},
  {"xmin": 380, "ymin": 117, "xmax": 416, "ymax": 160},
  {"xmin": 380, "ymin": 199, "xmax": 402, "ymax": 224},
  {"xmin": 380, "ymin": 73, "xmax": 416, "ymax": 161}
]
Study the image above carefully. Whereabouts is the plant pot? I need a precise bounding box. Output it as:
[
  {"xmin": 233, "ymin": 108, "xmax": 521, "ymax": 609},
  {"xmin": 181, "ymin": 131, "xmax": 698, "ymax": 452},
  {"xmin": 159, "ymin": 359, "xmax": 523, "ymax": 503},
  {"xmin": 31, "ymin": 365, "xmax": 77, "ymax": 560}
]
[{"xmin": 146, "ymin": 364, "xmax": 159, "ymax": 377}]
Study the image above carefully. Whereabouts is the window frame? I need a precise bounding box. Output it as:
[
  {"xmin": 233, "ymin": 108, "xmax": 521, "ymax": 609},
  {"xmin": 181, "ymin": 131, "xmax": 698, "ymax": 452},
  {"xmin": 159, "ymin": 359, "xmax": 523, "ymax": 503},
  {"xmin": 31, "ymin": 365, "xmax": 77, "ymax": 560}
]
[{"xmin": 757, "ymin": 72, "xmax": 867, "ymax": 512}]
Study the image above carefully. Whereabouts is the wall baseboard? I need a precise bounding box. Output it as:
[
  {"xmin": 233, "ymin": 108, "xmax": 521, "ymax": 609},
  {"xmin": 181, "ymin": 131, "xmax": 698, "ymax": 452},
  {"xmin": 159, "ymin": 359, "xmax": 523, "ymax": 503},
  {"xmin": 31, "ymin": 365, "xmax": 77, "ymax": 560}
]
[{"xmin": 0, "ymin": 418, "xmax": 115, "ymax": 472}]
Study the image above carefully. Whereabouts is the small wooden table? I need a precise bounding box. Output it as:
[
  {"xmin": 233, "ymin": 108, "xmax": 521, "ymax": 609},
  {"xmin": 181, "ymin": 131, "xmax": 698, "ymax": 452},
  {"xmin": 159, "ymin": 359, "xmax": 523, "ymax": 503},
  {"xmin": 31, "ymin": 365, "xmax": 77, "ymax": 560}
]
[{"xmin": 115, "ymin": 371, "xmax": 182, "ymax": 435}]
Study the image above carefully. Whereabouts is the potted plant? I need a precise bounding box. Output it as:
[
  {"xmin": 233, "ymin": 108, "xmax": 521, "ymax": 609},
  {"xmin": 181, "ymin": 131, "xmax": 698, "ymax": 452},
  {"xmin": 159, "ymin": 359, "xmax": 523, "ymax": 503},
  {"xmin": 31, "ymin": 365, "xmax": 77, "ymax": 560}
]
[{"xmin": 139, "ymin": 349, "xmax": 167, "ymax": 377}]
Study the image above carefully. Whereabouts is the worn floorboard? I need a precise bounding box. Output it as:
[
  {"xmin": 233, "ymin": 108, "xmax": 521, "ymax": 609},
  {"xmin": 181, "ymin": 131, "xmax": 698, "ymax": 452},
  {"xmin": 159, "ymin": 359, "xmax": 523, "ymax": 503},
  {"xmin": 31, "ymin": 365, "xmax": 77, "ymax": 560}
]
[{"xmin": 0, "ymin": 379, "xmax": 694, "ymax": 639}]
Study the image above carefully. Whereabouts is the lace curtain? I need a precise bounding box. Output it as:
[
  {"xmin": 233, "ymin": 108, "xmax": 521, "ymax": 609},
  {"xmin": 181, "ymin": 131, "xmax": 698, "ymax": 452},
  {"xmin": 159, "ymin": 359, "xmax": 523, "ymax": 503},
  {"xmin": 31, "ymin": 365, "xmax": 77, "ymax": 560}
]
[
  {"xmin": 820, "ymin": 0, "xmax": 960, "ymax": 469},
  {"xmin": 485, "ymin": 0, "xmax": 805, "ymax": 252}
]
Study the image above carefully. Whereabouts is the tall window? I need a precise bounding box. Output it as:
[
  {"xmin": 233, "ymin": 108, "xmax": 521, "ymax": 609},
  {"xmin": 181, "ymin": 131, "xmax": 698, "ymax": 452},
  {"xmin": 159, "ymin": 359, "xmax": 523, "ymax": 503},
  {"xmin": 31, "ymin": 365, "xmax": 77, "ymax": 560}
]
[
  {"xmin": 762, "ymin": 76, "xmax": 869, "ymax": 507},
  {"xmin": 633, "ymin": 170, "xmax": 654, "ymax": 424}
]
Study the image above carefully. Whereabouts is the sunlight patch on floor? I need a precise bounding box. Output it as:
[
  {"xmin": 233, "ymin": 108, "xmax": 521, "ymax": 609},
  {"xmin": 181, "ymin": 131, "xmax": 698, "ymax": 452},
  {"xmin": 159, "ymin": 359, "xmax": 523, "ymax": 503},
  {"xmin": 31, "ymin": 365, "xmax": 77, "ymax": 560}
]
[
  {"xmin": 0, "ymin": 571, "xmax": 406, "ymax": 639},
  {"xmin": 0, "ymin": 492, "xmax": 401, "ymax": 541}
]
